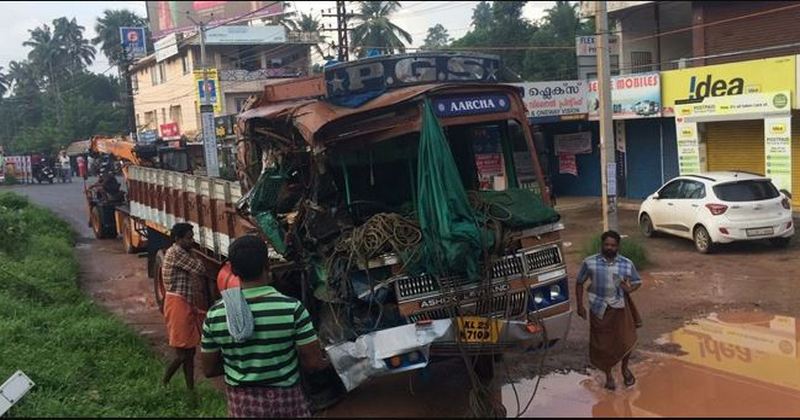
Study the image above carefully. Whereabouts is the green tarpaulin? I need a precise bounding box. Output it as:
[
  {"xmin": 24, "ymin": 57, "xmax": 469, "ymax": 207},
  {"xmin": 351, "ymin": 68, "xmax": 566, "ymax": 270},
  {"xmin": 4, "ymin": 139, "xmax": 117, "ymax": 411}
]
[{"xmin": 416, "ymin": 99, "xmax": 484, "ymax": 281}]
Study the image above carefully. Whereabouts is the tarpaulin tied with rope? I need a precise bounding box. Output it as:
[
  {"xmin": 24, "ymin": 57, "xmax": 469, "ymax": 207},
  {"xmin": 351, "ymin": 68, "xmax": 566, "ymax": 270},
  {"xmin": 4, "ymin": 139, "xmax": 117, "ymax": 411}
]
[{"xmin": 415, "ymin": 99, "xmax": 485, "ymax": 281}]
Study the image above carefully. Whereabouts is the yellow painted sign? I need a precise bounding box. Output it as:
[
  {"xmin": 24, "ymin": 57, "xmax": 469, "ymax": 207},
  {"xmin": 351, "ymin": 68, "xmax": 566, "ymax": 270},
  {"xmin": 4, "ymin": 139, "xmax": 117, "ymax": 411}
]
[
  {"xmin": 457, "ymin": 316, "xmax": 500, "ymax": 344},
  {"xmin": 662, "ymin": 56, "xmax": 796, "ymax": 115},
  {"xmin": 193, "ymin": 68, "xmax": 223, "ymax": 114}
]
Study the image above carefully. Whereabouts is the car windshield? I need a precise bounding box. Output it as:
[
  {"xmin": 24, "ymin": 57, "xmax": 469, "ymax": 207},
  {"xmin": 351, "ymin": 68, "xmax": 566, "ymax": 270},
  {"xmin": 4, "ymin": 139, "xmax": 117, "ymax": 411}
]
[{"xmin": 713, "ymin": 180, "xmax": 779, "ymax": 202}]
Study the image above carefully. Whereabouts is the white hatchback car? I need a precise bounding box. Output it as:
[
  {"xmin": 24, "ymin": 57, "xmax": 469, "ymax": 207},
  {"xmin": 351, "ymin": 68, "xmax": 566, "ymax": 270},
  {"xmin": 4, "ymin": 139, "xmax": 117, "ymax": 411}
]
[{"xmin": 638, "ymin": 172, "xmax": 794, "ymax": 253}]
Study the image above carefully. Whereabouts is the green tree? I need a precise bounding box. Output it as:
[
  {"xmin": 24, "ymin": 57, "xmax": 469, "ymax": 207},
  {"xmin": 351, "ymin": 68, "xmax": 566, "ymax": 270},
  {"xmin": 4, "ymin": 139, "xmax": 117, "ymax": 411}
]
[
  {"xmin": 0, "ymin": 68, "xmax": 9, "ymax": 98},
  {"xmin": 292, "ymin": 12, "xmax": 328, "ymax": 59},
  {"xmin": 471, "ymin": 1, "xmax": 493, "ymax": 30},
  {"xmin": 421, "ymin": 24, "xmax": 450, "ymax": 51},
  {"xmin": 351, "ymin": 1, "xmax": 412, "ymax": 57},
  {"xmin": 53, "ymin": 17, "xmax": 96, "ymax": 74},
  {"xmin": 524, "ymin": 1, "xmax": 593, "ymax": 80}
]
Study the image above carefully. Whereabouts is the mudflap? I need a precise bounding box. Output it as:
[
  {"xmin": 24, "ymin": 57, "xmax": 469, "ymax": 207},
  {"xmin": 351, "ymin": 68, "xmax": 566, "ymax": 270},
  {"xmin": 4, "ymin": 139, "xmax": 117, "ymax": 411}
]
[{"xmin": 301, "ymin": 365, "xmax": 348, "ymax": 413}]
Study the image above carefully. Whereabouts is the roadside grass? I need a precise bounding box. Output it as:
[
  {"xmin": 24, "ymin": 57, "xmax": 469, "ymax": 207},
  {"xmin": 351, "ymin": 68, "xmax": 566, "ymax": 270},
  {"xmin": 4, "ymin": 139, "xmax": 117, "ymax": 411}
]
[
  {"xmin": 580, "ymin": 232, "xmax": 650, "ymax": 270},
  {"xmin": 0, "ymin": 192, "xmax": 226, "ymax": 417}
]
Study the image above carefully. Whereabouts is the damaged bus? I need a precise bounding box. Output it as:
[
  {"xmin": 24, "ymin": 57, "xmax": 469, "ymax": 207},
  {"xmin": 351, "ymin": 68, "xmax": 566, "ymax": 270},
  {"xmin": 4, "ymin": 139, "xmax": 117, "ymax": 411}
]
[{"xmin": 233, "ymin": 52, "xmax": 572, "ymax": 401}]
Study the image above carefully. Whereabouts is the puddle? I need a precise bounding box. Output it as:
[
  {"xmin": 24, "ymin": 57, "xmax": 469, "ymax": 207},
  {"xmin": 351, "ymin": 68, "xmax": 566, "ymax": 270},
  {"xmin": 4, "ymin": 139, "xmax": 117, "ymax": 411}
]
[{"xmin": 504, "ymin": 310, "xmax": 800, "ymax": 417}]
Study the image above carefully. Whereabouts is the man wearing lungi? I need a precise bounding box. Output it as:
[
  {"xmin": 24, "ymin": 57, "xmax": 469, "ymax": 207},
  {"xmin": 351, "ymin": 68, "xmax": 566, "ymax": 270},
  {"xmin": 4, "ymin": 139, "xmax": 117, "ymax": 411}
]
[
  {"xmin": 200, "ymin": 235, "xmax": 328, "ymax": 417},
  {"xmin": 161, "ymin": 223, "xmax": 207, "ymax": 392},
  {"xmin": 576, "ymin": 230, "xmax": 643, "ymax": 390}
]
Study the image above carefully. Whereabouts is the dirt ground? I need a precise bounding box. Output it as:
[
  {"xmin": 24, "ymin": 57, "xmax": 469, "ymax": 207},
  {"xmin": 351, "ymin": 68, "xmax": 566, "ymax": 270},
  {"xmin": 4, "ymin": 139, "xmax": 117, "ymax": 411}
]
[{"xmin": 9, "ymin": 181, "xmax": 800, "ymax": 417}]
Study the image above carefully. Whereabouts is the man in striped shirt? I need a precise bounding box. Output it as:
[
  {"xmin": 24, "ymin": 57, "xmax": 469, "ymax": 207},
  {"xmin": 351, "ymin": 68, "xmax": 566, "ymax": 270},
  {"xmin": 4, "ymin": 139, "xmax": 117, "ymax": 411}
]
[{"xmin": 201, "ymin": 235, "xmax": 328, "ymax": 418}]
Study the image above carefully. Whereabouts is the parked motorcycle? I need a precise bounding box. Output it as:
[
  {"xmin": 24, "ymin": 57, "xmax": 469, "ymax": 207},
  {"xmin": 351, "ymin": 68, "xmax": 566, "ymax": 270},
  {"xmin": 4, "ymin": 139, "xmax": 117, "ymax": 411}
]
[{"xmin": 32, "ymin": 158, "xmax": 55, "ymax": 184}]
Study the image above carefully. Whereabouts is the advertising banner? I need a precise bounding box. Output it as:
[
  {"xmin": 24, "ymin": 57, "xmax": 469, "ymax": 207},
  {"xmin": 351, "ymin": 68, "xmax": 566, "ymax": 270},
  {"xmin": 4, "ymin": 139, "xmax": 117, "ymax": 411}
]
[
  {"xmin": 554, "ymin": 132, "xmax": 592, "ymax": 155},
  {"xmin": 661, "ymin": 55, "xmax": 796, "ymax": 116},
  {"xmin": 512, "ymin": 80, "xmax": 587, "ymax": 122},
  {"xmin": 160, "ymin": 122, "xmax": 180, "ymax": 139},
  {"xmin": 576, "ymin": 35, "xmax": 620, "ymax": 56},
  {"xmin": 676, "ymin": 119, "xmax": 701, "ymax": 175},
  {"xmin": 205, "ymin": 25, "xmax": 286, "ymax": 44},
  {"xmin": 155, "ymin": 33, "xmax": 179, "ymax": 62},
  {"xmin": 147, "ymin": 1, "xmax": 284, "ymax": 39},
  {"xmin": 674, "ymin": 91, "xmax": 792, "ymax": 122},
  {"xmin": 588, "ymin": 73, "xmax": 661, "ymax": 120},
  {"xmin": 119, "ymin": 27, "xmax": 147, "ymax": 59},
  {"xmin": 764, "ymin": 116, "xmax": 792, "ymax": 192},
  {"xmin": 194, "ymin": 69, "xmax": 223, "ymax": 114},
  {"xmin": 559, "ymin": 154, "xmax": 578, "ymax": 176}
]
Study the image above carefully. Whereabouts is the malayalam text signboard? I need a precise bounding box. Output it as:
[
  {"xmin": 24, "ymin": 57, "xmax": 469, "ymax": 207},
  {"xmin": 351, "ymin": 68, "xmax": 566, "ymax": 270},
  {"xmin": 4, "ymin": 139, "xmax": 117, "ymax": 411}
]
[{"xmin": 512, "ymin": 80, "xmax": 588, "ymax": 122}]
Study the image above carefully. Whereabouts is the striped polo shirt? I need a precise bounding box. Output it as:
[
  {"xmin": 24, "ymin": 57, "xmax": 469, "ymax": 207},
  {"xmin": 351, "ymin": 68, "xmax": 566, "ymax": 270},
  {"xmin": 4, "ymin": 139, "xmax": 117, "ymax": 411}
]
[{"xmin": 200, "ymin": 285, "xmax": 318, "ymax": 387}]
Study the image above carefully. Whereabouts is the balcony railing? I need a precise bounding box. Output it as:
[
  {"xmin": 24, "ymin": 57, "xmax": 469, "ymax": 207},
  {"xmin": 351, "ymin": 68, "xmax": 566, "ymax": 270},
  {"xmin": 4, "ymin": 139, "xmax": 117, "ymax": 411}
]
[{"xmin": 219, "ymin": 67, "xmax": 305, "ymax": 82}]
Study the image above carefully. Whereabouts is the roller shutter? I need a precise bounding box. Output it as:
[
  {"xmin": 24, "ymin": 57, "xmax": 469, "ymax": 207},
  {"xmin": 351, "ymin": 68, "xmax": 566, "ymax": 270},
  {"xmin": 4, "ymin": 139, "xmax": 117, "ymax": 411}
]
[
  {"xmin": 705, "ymin": 120, "xmax": 764, "ymax": 176},
  {"xmin": 792, "ymin": 116, "xmax": 800, "ymax": 207}
]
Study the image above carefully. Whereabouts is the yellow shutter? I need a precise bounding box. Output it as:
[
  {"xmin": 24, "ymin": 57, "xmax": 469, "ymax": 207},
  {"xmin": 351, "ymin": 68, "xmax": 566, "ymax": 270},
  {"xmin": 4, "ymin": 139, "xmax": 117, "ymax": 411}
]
[
  {"xmin": 705, "ymin": 120, "xmax": 765, "ymax": 175},
  {"xmin": 792, "ymin": 116, "xmax": 800, "ymax": 207}
]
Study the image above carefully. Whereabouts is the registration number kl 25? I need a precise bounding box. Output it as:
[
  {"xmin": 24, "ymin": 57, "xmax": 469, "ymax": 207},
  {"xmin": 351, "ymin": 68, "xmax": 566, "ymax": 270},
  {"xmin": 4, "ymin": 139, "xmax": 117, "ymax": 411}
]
[{"xmin": 457, "ymin": 316, "xmax": 500, "ymax": 344}]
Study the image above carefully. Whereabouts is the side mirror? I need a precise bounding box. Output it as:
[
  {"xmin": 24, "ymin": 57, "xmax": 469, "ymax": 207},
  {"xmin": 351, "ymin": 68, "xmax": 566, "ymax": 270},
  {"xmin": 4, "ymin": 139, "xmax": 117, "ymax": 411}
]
[
  {"xmin": 652, "ymin": 193, "xmax": 660, "ymax": 200},
  {"xmin": 780, "ymin": 189, "xmax": 792, "ymax": 199}
]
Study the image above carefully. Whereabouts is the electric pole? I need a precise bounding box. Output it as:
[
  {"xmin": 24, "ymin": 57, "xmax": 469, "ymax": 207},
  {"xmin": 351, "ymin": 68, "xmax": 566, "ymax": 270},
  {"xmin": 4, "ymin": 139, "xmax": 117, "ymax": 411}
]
[
  {"xmin": 596, "ymin": 1, "xmax": 618, "ymax": 232},
  {"xmin": 321, "ymin": 1, "xmax": 352, "ymax": 61},
  {"xmin": 122, "ymin": 48, "xmax": 137, "ymax": 142},
  {"xmin": 188, "ymin": 17, "xmax": 220, "ymax": 177}
]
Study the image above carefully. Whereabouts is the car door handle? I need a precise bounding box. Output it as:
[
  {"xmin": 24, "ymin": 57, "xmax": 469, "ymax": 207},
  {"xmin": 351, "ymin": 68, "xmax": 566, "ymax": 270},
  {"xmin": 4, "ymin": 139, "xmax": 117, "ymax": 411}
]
[
  {"xmin": 667, "ymin": 202, "xmax": 674, "ymax": 206},
  {"xmin": 692, "ymin": 204, "xmax": 699, "ymax": 208}
]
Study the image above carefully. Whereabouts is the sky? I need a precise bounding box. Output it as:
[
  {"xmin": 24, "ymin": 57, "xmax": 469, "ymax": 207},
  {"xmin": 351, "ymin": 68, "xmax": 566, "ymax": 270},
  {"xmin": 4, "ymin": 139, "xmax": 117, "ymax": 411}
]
[{"xmin": 0, "ymin": 1, "xmax": 554, "ymax": 75}]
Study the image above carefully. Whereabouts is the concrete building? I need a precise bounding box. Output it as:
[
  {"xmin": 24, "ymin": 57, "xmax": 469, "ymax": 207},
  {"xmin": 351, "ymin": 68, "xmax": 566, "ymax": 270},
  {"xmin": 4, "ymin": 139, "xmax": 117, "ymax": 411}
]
[{"xmin": 131, "ymin": 26, "xmax": 321, "ymax": 139}]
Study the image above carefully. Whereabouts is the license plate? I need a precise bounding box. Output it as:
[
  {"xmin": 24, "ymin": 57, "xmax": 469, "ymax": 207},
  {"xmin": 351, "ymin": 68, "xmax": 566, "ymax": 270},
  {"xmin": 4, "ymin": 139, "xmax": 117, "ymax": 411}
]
[
  {"xmin": 747, "ymin": 227, "xmax": 774, "ymax": 237},
  {"xmin": 457, "ymin": 316, "xmax": 499, "ymax": 344}
]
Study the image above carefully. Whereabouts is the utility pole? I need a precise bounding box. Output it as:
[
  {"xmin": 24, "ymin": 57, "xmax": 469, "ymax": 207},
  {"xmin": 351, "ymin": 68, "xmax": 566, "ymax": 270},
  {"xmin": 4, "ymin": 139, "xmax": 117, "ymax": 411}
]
[
  {"xmin": 596, "ymin": 1, "xmax": 618, "ymax": 232},
  {"xmin": 122, "ymin": 48, "xmax": 137, "ymax": 142},
  {"xmin": 189, "ymin": 17, "xmax": 220, "ymax": 177},
  {"xmin": 321, "ymin": 1, "xmax": 351, "ymax": 61}
]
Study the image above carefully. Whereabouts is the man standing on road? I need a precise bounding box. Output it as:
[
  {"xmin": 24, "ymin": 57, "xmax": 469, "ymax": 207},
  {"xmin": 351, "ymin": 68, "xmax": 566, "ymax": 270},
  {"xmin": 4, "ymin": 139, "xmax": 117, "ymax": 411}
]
[
  {"xmin": 161, "ymin": 223, "xmax": 207, "ymax": 393},
  {"xmin": 575, "ymin": 230, "xmax": 642, "ymax": 390},
  {"xmin": 58, "ymin": 150, "xmax": 71, "ymax": 183},
  {"xmin": 200, "ymin": 235, "xmax": 328, "ymax": 418}
]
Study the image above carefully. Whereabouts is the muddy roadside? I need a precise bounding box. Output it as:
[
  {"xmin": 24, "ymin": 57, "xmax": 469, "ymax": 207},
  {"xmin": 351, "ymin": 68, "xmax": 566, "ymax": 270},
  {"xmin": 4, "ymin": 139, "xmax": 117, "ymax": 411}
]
[{"xmin": 505, "ymin": 205, "xmax": 800, "ymax": 381}]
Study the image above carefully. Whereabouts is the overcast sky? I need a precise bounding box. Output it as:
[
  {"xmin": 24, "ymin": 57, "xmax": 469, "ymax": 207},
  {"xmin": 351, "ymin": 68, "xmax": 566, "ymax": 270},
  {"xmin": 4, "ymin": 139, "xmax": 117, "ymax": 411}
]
[{"xmin": 0, "ymin": 1, "xmax": 554, "ymax": 75}]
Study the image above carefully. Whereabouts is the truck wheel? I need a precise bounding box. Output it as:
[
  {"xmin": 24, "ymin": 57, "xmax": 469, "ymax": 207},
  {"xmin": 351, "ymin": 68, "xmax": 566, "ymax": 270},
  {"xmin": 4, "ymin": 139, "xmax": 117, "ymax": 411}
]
[
  {"xmin": 154, "ymin": 250, "xmax": 167, "ymax": 314},
  {"xmin": 91, "ymin": 207, "xmax": 107, "ymax": 239},
  {"xmin": 121, "ymin": 216, "xmax": 135, "ymax": 254}
]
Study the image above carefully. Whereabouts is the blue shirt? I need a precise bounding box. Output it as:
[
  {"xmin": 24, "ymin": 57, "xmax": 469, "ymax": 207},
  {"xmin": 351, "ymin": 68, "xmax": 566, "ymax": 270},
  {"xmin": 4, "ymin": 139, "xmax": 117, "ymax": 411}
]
[{"xmin": 576, "ymin": 254, "xmax": 642, "ymax": 319}]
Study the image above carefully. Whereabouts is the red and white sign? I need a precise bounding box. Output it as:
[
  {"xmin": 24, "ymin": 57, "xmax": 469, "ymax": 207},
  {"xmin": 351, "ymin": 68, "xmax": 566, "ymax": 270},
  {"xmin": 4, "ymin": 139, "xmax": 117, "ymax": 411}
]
[
  {"xmin": 160, "ymin": 122, "xmax": 180, "ymax": 139},
  {"xmin": 559, "ymin": 154, "xmax": 578, "ymax": 176},
  {"xmin": 475, "ymin": 153, "xmax": 504, "ymax": 190}
]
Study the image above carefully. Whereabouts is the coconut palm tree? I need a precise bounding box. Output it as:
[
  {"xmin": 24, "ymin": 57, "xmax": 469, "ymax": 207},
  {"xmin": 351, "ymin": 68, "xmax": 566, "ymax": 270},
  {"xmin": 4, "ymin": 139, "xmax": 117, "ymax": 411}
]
[
  {"xmin": 53, "ymin": 17, "xmax": 95, "ymax": 73},
  {"xmin": 24, "ymin": 25, "xmax": 62, "ymax": 92},
  {"xmin": 292, "ymin": 12, "xmax": 327, "ymax": 59},
  {"xmin": 0, "ymin": 68, "xmax": 9, "ymax": 98},
  {"xmin": 350, "ymin": 1, "xmax": 412, "ymax": 57},
  {"xmin": 93, "ymin": 9, "xmax": 149, "ymax": 72}
]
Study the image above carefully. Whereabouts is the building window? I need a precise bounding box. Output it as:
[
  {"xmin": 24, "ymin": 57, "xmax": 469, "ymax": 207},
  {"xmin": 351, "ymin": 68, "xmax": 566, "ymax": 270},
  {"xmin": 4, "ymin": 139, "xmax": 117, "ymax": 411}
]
[
  {"xmin": 630, "ymin": 51, "xmax": 653, "ymax": 73},
  {"xmin": 144, "ymin": 111, "xmax": 156, "ymax": 128},
  {"xmin": 161, "ymin": 108, "xmax": 167, "ymax": 126},
  {"xmin": 131, "ymin": 73, "xmax": 139, "ymax": 93},
  {"xmin": 235, "ymin": 97, "xmax": 250, "ymax": 113},
  {"xmin": 151, "ymin": 66, "xmax": 158, "ymax": 86},
  {"xmin": 182, "ymin": 54, "xmax": 191, "ymax": 74},
  {"xmin": 158, "ymin": 62, "xmax": 167, "ymax": 83},
  {"xmin": 169, "ymin": 105, "xmax": 183, "ymax": 128},
  {"xmin": 237, "ymin": 46, "xmax": 261, "ymax": 71}
]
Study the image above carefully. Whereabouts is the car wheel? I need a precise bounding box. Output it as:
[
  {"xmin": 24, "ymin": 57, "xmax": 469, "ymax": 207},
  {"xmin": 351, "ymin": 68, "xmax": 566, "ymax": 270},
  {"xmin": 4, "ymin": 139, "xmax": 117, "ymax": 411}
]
[
  {"xmin": 694, "ymin": 226, "xmax": 713, "ymax": 254},
  {"xmin": 770, "ymin": 237, "xmax": 791, "ymax": 248},
  {"xmin": 640, "ymin": 214, "xmax": 655, "ymax": 238}
]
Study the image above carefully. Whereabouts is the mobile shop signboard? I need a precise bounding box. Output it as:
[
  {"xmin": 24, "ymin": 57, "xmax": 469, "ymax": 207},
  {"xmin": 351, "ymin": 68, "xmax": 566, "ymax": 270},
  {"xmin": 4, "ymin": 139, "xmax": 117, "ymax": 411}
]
[
  {"xmin": 119, "ymin": 27, "xmax": 147, "ymax": 59},
  {"xmin": 512, "ymin": 80, "xmax": 588, "ymax": 123},
  {"xmin": 587, "ymin": 73, "xmax": 661, "ymax": 120}
]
